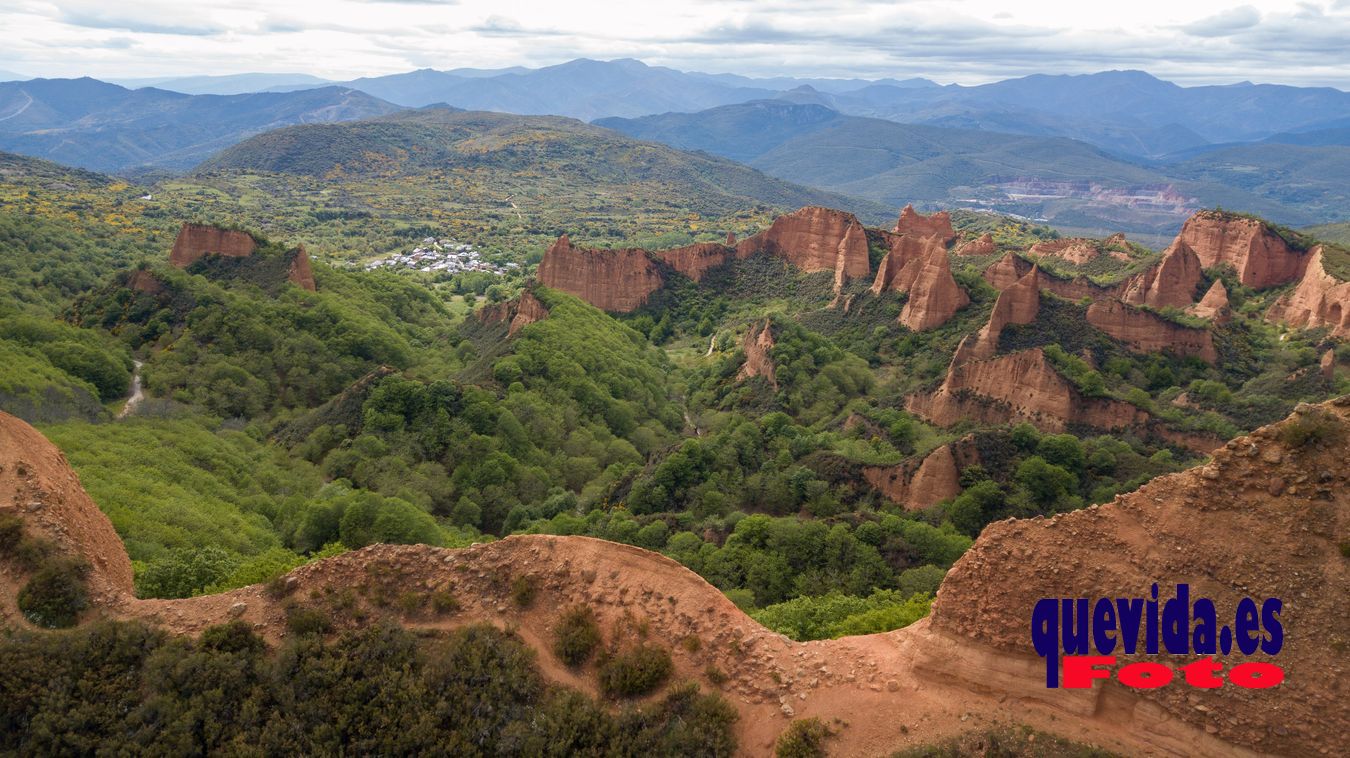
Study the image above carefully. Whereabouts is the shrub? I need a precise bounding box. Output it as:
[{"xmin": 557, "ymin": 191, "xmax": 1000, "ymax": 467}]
[
  {"xmin": 598, "ymin": 644, "xmax": 673, "ymax": 697},
  {"xmin": 553, "ymin": 605, "xmax": 602, "ymax": 667},
  {"xmin": 430, "ymin": 590, "xmax": 460, "ymax": 615},
  {"xmin": 17, "ymin": 556, "xmax": 89, "ymax": 628},
  {"xmin": 775, "ymin": 718, "xmax": 832, "ymax": 758},
  {"xmin": 704, "ymin": 664, "xmax": 728, "ymax": 685},
  {"xmin": 1277, "ymin": 408, "xmax": 1345, "ymax": 448},
  {"xmin": 285, "ymin": 604, "xmax": 333, "ymax": 637},
  {"xmin": 0, "ymin": 512, "xmax": 23, "ymax": 553},
  {"xmin": 510, "ymin": 575, "xmax": 538, "ymax": 608}
]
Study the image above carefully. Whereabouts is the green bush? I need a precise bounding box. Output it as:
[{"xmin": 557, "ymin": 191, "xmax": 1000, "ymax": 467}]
[
  {"xmin": 510, "ymin": 575, "xmax": 538, "ymax": 608},
  {"xmin": 598, "ymin": 644, "xmax": 673, "ymax": 698},
  {"xmin": 1277, "ymin": 408, "xmax": 1345, "ymax": 448},
  {"xmin": 775, "ymin": 718, "xmax": 832, "ymax": 758},
  {"xmin": 553, "ymin": 605, "xmax": 602, "ymax": 667},
  {"xmin": 285, "ymin": 604, "xmax": 333, "ymax": 637},
  {"xmin": 17, "ymin": 557, "xmax": 90, "ymax": 628}
]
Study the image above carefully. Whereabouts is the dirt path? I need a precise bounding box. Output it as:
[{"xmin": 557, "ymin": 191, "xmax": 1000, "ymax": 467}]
[{"xmin": 117, "ymin": 360, "xmax": 144, "ymax": 419}]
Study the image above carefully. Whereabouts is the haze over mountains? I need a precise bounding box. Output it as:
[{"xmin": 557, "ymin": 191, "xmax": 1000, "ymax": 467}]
[{"xmin": 1, "ymin": 58, "xmax": 1348, "ymax": 232}]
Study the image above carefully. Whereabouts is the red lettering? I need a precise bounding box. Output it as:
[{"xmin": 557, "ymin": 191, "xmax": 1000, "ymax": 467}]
[
  {"xmin": 1118, "ymin": 661, "xmax": 1173, "ymax": 688},
  {"xmin": 1062, "ymin": 655, "xmax": 1115, "ymax": 688},
  {"xmin": 1228, "ymin": 662, "xmax": 1284, "ymax": 689},
  {"xmin": 1181, "ymin": 658, "xmax": 1224, "ymax": 688}
]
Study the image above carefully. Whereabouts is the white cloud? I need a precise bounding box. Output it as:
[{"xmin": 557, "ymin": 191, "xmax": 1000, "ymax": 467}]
[{"xmin": 0, "ymin": 0, "xmax": 1345, "ymax": 88}]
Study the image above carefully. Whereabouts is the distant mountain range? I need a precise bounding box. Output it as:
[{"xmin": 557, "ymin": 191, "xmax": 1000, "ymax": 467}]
[
  {"xmin": 598, "ymin": 100, "xmax": 1349, "ymax": 232},
  {"xmin": 0, "ymin": 78, "xmax": 400, "ymax": 172},
  {"xmin": 109, "ymin": 73, "xmax": 333, "ymax": 96}
]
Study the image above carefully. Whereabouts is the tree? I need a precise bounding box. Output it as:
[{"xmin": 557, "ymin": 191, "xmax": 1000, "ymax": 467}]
[{"xmin": 1014, "ymin": 456, "xmax": 1077, "ymax": 506}]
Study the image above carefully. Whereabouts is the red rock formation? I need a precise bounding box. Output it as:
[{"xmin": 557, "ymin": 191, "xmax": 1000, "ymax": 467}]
[
  {"xmin": 1171, "ymin": 210, "xmax": 1307, "ymax": 288},
  {"xmin": 738, "ymin": 207, "xmax": 871, "ymax": 291},
  {"xmin": 536, "ymin": 235, "xmax": 664, "ymax": 313},
  {"xmin": 894, "ymin": 204, "xmax": 955, "ymax": 246},
  {"xmin": 862, "ymin": 437, "xmax": 981, "ymax": 510},
  {"xmin": 1029, "ymin": 238, "xmax": 1100, "ymax": 265},
  {"xmin": 126, "ymin": 269, "xmax": 164, "ymax": 295},
  {"xmin": 737, "ymin": 320, "xmax": 777, "ymax": 387},
  {"xmin": 954, "ymin": 232, "xmax": 995, "ymax": 256},
  {"xmin": 983, "ymin": 252, "xmax": 1120, "ymax": 301},
  {"xmin": 982, "ymin": 252, "xmax": 1029, "ymax": 291},
  {"xmin": 725, "ymin": 231, "xmax": 736, "ymax": 246},
  {"xmin": 953, "ymin": 265, "xmax": 1040, "ymax": 365},
  {"xmin": 169, "ymin": 223, "xmax": 257, "ymax": 268},
  {"xmin": 906, "ymin": 348, "xmax": 1146, "ymax": 432},
  {"xmin": 1321, "ymin": 349, "xmax": 1336, "ymax": 383},
  {"xmin": 1266, "ymin": 247, "xmax": 1350, "ymax": 336},
  {"xmin": 508, "ymin": 290, "xmax": 549, "ymax": 336},
  {"xmin": 287, "ymin": 245, "xmax": 317, "ymax": 292},
  {"xmin": 1187, "ymin": 279, "xmax": 1232, "ymax": 323},
  {"xmin": 899, "ymin": 245, "xmax": 970, "ymax": 331},
  {"xmin": 655, "ymin": 242, "xmax": 735, "ymax": 282},
  {"xmin": 1086, "ymin": 299, "xmax": 1218, "ymax": 363},
  {"xmin": 870, "ymin": 234, "xmax": 941, "ymax": 295},
  {"xmin": 1120, "ymin": 240, "xmax": 1202, "ymax": 309}
]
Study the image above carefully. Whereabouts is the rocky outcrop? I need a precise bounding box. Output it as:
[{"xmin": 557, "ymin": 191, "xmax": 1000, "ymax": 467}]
[
  {"xmin": 926, "ymin": 399, "xmax": 1350, "ymax": 757},
  {"xmin": 479, "ymin": 288, "xmax": 551, "ymax": 337},
  {"xmin": 983, "ymin": 253, "xmax": 1119, "ymax": 301},
  {"xmin": 1171, "ymin": 210, "xmax": 1308, "ymax": 288},
  {"xmin": 894, "ymin": 204, "xmax": 955, "ymax": 245},
  {"xmin": 1029, "ymin": 238, "xmax": 1099, "ymax": 265},
  {"xmin": 1188, "ymin": 279, "xmax": 1232, "ymax": 323},
  {"xmin": 1119, "ymin": 240, "xmax": 1202, "ymax": 309},
  {"xmin": 906, "ymin": 347, "xmax": 1146, "ymax": 432},
  {"xmin": 737, "ymin": 320, "xmax": 777, "ymax": 387},
  {"xmin": 536, "ymin": 235, "xmax": 664, "ymax": 313},
  {"xmin": 898, "ymin": 245, "xmax": 970, "ymax": 331},
  {"xmin": 125, "ymin": 269, "xmax": 165, "ymax": 295},
  {"xmin": 1086, "ymin": 299, "xmax": 1218, "ymax": 363},
  {"xmin": 738, "ymin": 206, "xmax": 871, "ymax": 292},
  {"xmin": 862, "ymin": 437, "xmax": 980, "ymax": 510},
  {"xmin": 655, "ymin": 242, "xmax": 736, "ymax": 283},
  {"xmin": 953, "ymin": 265, "xmax": 1040, "ymax": 365},
  {"xmin": 1321, "ymin": 349, "xmax": 1336, "ymax": 382},
  {"xmin": 169, "ymin": 223, "xmax": 257, "ymax": 268},
  {"xmin": 870, "ymin": 234, "xmax": 942, "ymax": 295},
  {"xmin": 287, "ymin": 245, "xmax": 317, "ymax": 292},
  {"xmin": 1266, "ymin": 247, "xmax": 1350, "ymax": 336},
  {"xmin": 954, "ymin": 232, "xmax": 995, "ymax": 256}
]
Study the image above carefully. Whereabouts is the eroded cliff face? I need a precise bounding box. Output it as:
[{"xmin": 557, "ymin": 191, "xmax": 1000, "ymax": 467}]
[
  {"xmin": 870, "ymin": 234, "xmax": 939, "ymax": 295},
  {"xmin": 478, "ymin": 289, "xmax": 552, "ymax": 337},
  {"xmin": 953, "ymin": 265, "xmax": 1040, "ymax": 365},
  {"xmin": 737, "ymin": 319, "xmax": 777, "ymax": 387},
  {"xmin": 738, "ymin": 206, "xmax": 871, "ymax": 291},
  {"xmin": 898, "ymin": 245, "xmax": 970, "ymax": 331},
  {"xmin": 894, "ymin": 203, "xmax": 956, "ymax": 246},
  {"xmin": 1119, "ymin": 240, "xmax": 1203, "ymax": 310},
  {"xmin": 1086, "ymin": 299, "xmax": 1218, "ymax": 364},
  {"xmin": 169, "ymin": 223, "xmax": 257, "ymax": 268},
  {"xmin": 955, "ymin": 232, "xmax": 996, "ymax": 256},
  {"xmin": 924, "ymin": 399, "xmax": 1350, "ymax": 757},
  {"xmin": 1188, "ymin": 279, "xmax": 1233, "ymax": 323},
  {"xmin": 535, "ymin": 235, "xmax": 665, "ymax": 313},
  {"xmin": 1173, "ymin": 210, "xmax": 1308, "ymax": 289},
  {"xmin": 906, "ymin": 347, "xmax": 1146, "ymax": 432},
  {"xmin": 655, "ymin": 242, "xmax": 736, "ymax": 282},
  {"xmin": 287, "ymin": 245, "xmax": 317, "ymax": 292},
  {"xmin": 1029, "ymin": 238, "xmax": 1100, "ymax": 265},
  {"xmin": 862, "ymin": 437, "xmax": 980, "ymax": 510},
  {"xmin": 983, "ymin": 253, "xmax": 1120, "ymax": 301},
  {"xmin": 1266, "ymin": 247, "xmax": 1350, "ymax": 337}
]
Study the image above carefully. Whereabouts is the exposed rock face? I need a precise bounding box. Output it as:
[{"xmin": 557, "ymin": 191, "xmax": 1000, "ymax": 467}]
[
  {"xmin": 953, "ymin": 265, "xmax": 1040, "ymax": 365},
  {"xmin": 1321, "ymin": 349, "xmax": 1336, "ymax": 382},
  {"xmin": 906, "ymin": 347, "xmax": 1146, "ymax": 431},
  {"xmin": 954, "ymin": 232, "xmax": 995, "ymax": 256},
  {"xmin": 536, "ymin": 234, "xmax": 664, "ymax": 313},
  {"xmin": 169, "ymin": 223, "xmax": 257, "ymax": 268},
  {"xmin": 1119, "ymin": 240, "xmax": 1202, "ymax": 309},
  {"xmin": 738, "ymin": 206, "xmax": 871, "ymax": 291},
  {"xmin": 737, "ymin": 319, "xmax": 777, "ymax": 387},
  {"xmin": 898, "ymin": 245, "xmax": 970, "ymax": 331},
  {"xmin": 725, "ymin": 231, "xmax": 736, "ymax": 246},
  {"xmin": 1172, "ymin": 210, "xmax": 1307, "ymax": 288},
  {"xmin": 1029, "ymin": 238, "xmax": 1099, "ymax": 265},
  {"xmin": 1086, "ymin": 299, "xmax": 1218, "ymax": 364},
  {"xmin": 894, "ymin": 204, "xmax": 955, "ymax": 245},
  {"xmin": 870, "ymin": 234, "xmax": 941, "ymax": 295},
  {"xmin": 862, "ymin": 437, "xmax": 980, "ymax": 510},
  {"xmin": 926, "ymin": 399, "xmax": 1350, "ymax": 757},
  {"xmin": 983, "ymin": 253, "xmax": 1119, "ymax": 301},
  {"xmin": 479, "ymin": 289, "xmax": 552, "ymax": 337},
  {"xmin": 287, "ymin": 245, "xmax": 317, "ymax": 292},
  {"xmin": 1188, "ymin": 279, "xmax": 1232, "ymax": 323},
  {"xmin": 125, "ymin": 269, "xmax": 164, "ymax": 295},
  {"xmin": 655, "ymin": 242, "xmax": 736, "ymax": 283},
  {"xmin": 1266, "ymin": 247, "xmax": 1350, "ymax": 336}
]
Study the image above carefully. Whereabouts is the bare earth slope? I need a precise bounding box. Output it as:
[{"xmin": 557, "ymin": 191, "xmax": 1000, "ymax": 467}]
[{"xmin": 1, "ymin": 402, "xmax": 1347, "ymax": 756}]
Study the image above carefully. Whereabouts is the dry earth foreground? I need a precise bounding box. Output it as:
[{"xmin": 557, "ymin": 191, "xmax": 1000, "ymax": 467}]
[{"xmin": 1, "ymin": 400, "xmax": 1347, "ymax": 756}]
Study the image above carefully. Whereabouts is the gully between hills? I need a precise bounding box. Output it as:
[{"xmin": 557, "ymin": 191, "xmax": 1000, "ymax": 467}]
[{"xmin": 1, "ymin": 399, "xmax": 1347, "ymax": 756}]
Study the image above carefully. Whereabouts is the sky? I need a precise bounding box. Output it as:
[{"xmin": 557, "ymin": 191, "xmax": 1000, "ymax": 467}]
[{"xmin": 1, "ymin": 0, "xmax": 1349, "ymax": 88}]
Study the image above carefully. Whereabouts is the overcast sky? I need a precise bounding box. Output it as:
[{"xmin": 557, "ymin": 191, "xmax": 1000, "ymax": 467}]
[{"xmin": 2, "ymin": 0, "xmax": 1348, "ymax": 88}]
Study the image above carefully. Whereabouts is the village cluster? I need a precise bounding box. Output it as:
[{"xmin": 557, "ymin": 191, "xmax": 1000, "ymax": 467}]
[{"xmin": 363, "ymin": 236, "xmax": 516, "ymax": 275}]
